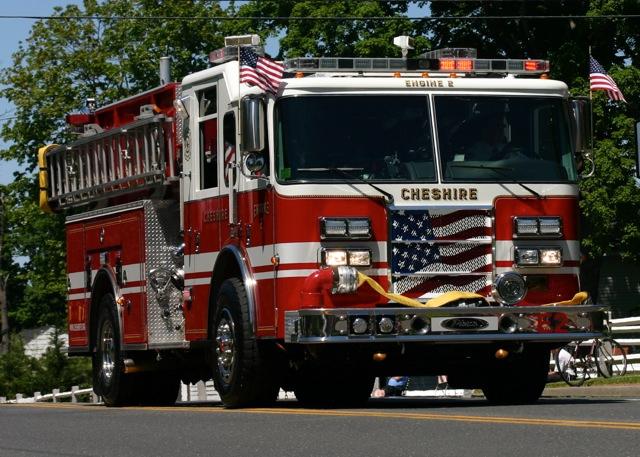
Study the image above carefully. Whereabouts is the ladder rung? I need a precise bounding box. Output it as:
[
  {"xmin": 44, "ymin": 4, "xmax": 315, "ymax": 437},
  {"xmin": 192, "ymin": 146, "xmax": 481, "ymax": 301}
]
[{"xmin": 45, "ymin": 115, "xmax": 174, "ymax": 209}]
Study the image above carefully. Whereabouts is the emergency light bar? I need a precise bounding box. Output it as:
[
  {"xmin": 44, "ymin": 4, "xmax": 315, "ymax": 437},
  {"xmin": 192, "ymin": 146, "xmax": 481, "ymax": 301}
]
[
  {"xmin": 209, "ymin": 45, "xmax": 265, "ymax": 65},
  {"xmin": 284, "ymin": 48, "xmax": 549, "ymax": 75}
]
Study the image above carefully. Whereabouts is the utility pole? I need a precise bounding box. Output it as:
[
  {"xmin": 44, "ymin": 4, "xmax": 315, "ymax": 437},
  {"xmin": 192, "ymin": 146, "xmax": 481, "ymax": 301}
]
[{"xmin": 0, "ymin": 191, "xmax": 9, "ymax": 355}]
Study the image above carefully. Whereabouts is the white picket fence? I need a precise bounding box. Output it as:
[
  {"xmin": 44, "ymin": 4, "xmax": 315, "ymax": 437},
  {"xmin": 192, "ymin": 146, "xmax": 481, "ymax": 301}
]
[
  {"xmin": 608, "ymin": 315, "xmax": 640, "ymax": 373},
  {"xmin": 0, "ymin": 386, "xmax": 98, "ymax": 404}
]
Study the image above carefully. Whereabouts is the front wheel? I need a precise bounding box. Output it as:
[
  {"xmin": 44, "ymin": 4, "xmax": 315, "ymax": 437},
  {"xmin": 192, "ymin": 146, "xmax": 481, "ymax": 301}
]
[
  {"xmin": 595, "ymin": 338, "xmax": 627, "ymax": 378},
  {"xmin": 211, "ymin": 278, "xmax": 279, "ymax": 408}
]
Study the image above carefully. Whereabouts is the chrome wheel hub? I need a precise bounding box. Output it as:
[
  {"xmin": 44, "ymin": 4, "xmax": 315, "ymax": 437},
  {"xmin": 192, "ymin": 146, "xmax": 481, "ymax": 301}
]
[
  {"xmin": 100, "ymin": 320, "xmax": 115, "ymax": 386},
  {"xmin": 215, "ymin": 309, "xmax": 235, "ymax": 386}
]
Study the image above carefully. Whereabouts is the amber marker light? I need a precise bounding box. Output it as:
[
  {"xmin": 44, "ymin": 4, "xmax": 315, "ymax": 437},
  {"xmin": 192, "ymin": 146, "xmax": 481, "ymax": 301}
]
[
  {"xmin": 495, "ymin": 348, "xmax": 509, "ymax": 359},
  {"xmin": 421, "ymin": 72, "xmax": 430, "ymax": 78},
  {"xmin": 295, "ymin": 71, "xmax": 304, "ymax": 78},
  {"xmin": 373, "ymin": 352, "xmax": 387, "ymax": 362},
  {"xmin": 393, "ymin": 71, "xmax": 402, "ymax": 78}
]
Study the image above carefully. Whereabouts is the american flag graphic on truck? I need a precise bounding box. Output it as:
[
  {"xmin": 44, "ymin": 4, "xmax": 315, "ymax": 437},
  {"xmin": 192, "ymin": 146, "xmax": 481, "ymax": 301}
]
[{"xmin": 390, "ymin": 209, "xmax": 493, "ymax": 298}]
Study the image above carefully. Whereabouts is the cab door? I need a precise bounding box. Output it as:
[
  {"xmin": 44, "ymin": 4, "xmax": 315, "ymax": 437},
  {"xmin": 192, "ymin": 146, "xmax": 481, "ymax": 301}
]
[{"xmin": 182, "ymin": 82, "xmax": 221, "ymax": 340}]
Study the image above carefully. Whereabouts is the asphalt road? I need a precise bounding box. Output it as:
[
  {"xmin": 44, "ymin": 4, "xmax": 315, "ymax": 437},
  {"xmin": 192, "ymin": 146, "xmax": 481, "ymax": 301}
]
[{"xmin": 1, "ymin": 396, "xmax": 639, "ymax": 457}]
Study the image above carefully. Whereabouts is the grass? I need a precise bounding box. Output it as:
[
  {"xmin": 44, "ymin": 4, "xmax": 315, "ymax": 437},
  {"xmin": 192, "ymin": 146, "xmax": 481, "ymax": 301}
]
[{"xmin": 546, "ymin": 373, "xmax": 640, "ymax": 388}]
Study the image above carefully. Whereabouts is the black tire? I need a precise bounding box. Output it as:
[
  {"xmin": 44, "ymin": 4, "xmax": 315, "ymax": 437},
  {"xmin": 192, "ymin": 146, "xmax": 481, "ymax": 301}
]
[
  {"xmin": 92, "ymin": 294, "xmax": 135, "ymax": 406},
  {"xmin": 211, "ymin": 278, "xmax": 279, "ymax": 408},
  {"xmin": 293, "ymin": 367, "xmax": 374, "ymax": 408},
  {"xmin": 595, "ymin": 338, "xmax": 627, "ymax": 378},
  {"xmin": 482, "ymin": 347, "xmax": 550, "ymax": 405},
  {"xmin": 555, "ymin": 343, "xmax": 587, "ymax": 387}
]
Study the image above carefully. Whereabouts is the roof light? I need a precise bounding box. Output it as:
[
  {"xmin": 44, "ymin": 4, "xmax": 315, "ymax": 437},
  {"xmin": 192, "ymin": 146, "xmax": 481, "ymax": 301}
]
[
  {"xmin": 439, "ymin": 59, "xmax": 456, "ymax": 71},
  {"xmin": 525, "ymin": 60, "xmax": 549, "ymax": 72},
  {"xmin": 456, "ymin": 59, "xmax": 474, "ymax": 71},
  {"xmin": 224, "ymin": 34, "xmax": 261, "ymax": 47}
]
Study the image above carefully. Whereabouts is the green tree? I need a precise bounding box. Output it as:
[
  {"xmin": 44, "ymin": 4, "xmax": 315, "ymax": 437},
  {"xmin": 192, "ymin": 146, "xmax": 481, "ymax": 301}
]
[{"xmin": 229, "ymin": 0, "xmax": 430, "ymax": 58}]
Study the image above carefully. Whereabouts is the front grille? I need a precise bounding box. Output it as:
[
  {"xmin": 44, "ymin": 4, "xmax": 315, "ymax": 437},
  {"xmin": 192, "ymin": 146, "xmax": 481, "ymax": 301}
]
[{"xmin": 390, "ymin": 209, "xmax": 493, "ymax": 298}]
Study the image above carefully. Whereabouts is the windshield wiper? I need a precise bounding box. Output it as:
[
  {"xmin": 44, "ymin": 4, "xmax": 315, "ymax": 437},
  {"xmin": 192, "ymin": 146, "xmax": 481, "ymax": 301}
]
[
  {"xmin": 297, "ymin": 167, "xmax": 394, "ymax": 205},
  {"xmin": 449, "ymin": 163, "xmax": 543, "ymax": 199}
]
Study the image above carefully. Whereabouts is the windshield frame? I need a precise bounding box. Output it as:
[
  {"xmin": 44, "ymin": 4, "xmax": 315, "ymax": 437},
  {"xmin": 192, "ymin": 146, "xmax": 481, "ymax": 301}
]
[
  {"xmin": 273, "ymin": 92, "xmax": 578, "ymax": 186},
  {"xmin": 433, "ymin": 94, "xmax": 578, "ymax": 184},
  {"xmin": 274, "ymin": 93, "xmax": 438, "ymax": 185}
]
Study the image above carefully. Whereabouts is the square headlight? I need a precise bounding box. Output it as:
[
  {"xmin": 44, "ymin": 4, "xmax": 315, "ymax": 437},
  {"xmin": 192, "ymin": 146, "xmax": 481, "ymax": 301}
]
[
  {"xmin": 322, "ymin": 249, "xmax": 348, "ymax": 266},
  {"xmin": 348, "ymin": 250, "xmax": 371, "ymax": 267},
  {"xmin": 514, "ymin": 217, "xmax": 538, "ymax": 235},
  {"xmin": 347, "ymin": 218, "xmax": 371, "ymax": 238},
  {"xmin": 539, "ymin": 217, "xmax": 562, "ymax": 236},
  {"xmin": 321, "ymin": 218, "xmax": 348, "ymax": 238},
  {"xmin": 540, "ymin": 248, "xmax": 562, "ymax": 265},
  {"xmin": 515, "ymin": 248, "xmax": 539, "ymax": 266}
]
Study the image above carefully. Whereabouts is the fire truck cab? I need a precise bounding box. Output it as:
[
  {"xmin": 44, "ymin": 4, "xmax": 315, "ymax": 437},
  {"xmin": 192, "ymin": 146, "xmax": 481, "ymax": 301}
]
[{"xmin": 39, "ymin": 35, "xmax": 605, "ymax": 407}]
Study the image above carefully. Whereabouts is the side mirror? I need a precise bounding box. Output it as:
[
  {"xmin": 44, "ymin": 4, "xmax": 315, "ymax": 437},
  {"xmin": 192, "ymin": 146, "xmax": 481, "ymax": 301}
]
[
  {"xmin": 241, "ymin": 95, "xmax": 265, "ymax": 153},
  {"xmin": 570, "ymin": 97, "xmax": 592, "ymax": 156},
  {"xmin": 570, "ymin": 97, "xmax": 594, "ymax": 178}
]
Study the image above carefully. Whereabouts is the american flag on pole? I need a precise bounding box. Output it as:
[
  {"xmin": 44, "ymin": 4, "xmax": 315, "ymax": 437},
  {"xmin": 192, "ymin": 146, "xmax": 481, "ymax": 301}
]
[
  {"xmin": 589, "ymin": 56, "xmax": 626, "ymax": 102},
  {"xmin": 239, "ymin": 47, "xmax": 284, "ymax": 94}
]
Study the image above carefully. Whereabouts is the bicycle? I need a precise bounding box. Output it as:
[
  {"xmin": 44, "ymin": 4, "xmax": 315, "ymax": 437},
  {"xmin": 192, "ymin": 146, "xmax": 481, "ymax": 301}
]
[{"xmin": 555, "ymin": 337, "xmax": 628, "ymax": 387}]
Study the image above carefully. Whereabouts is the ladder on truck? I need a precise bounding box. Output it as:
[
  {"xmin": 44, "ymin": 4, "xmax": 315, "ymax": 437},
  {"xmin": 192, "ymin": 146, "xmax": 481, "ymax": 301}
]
[{"xmin": 44, "ymin": 114, "xmax": 176, "ymax": 210}]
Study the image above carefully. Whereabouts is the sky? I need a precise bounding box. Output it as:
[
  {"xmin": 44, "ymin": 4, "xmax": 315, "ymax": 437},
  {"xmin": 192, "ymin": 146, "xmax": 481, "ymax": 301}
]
[{"xmin": 0, "ymin": 0, "xmax": 83, "ymax": 185}]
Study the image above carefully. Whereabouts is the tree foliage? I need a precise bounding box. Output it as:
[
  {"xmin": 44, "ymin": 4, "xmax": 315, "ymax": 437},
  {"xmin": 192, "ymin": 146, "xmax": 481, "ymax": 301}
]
[{"xmin": 0, "ymin": 332, "xmax": 92, "ymax": 399}]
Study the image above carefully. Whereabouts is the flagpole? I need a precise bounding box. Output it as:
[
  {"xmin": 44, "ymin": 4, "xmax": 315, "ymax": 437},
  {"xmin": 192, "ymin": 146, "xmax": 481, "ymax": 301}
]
[{"xmin": 588, "ymin": 46, "xmax": 594, "ymax": 156}]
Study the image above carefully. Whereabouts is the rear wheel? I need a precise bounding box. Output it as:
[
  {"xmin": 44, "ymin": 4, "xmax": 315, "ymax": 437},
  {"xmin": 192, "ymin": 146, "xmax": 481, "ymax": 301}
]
[
  {"xmin": 595, "ymin": 338, "xmax": 627, "ymax": 378},
  {"xmin": 482, "ymin": 347, "xmax": 550, "ymax": 405},
  {"xmin": 93, "ymin": 294, "xmax": 135, "ymax": 406},
  {"xmin": 211, "ymin": 278, "xmax": 279, "ymax": 408},
  {"xmin": 555, "ymin": 343, "xmax": 587, "ymax": 387}
]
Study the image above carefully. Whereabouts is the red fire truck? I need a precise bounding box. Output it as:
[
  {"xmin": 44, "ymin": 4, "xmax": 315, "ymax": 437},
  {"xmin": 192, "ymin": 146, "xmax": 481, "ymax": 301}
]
[{"xmin": 39, "ymin": 35, "xmax": 605, "ymax": 407}]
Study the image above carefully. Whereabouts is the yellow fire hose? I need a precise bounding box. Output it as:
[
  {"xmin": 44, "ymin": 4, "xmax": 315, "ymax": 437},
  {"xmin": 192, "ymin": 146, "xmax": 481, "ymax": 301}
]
[{"xmin": 356, "ymin": 271, "xmax": 588, "ymax": 308}]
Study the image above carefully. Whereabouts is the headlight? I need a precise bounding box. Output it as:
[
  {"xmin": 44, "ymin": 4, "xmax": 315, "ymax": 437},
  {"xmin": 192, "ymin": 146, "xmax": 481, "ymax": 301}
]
[
  {"xmin": 321, "ymin": 219, "xmax": 348, "ymax": 238},
  {"xmin": 514, "ymin": 217, "xmax": 538, "ymax": 235},
  {"xmin": 513, "ymin": 216, "xmax": 562, "ymax": 238},
  {"xmin": 348, "ymin": 250, "xmax": 371, "ymax": 266},
  {"xmin": 514, "ymin": 248, "xmax": 539, "ymax": 265},
  {"xmin": 493, "ymin": 272, "xmax": 527, "ymax": 305},
  {"xmin": 321, "ymin": 249, "xmax": 371, "ymax": 267},
  {"xmin": 514, "ymin": 247, "xmax": 562, "ymax": 267},
  {"xmin": 322, "ymin": 249, "xmax": 348, "ymax": 266},
  {"xmin": 346, "ymin": 218, "xmax": 371, "ymax": 238},
  {"xmin": 320, "ymin": 217, "xmax": 371, "ymax": 239},
  {"xmin": 540, "ymin": 248, "xmax": 562, "ymax": 265},
  {"xmin": 539, "ymin": 217, "xmax": 562, "ymax": 235}
]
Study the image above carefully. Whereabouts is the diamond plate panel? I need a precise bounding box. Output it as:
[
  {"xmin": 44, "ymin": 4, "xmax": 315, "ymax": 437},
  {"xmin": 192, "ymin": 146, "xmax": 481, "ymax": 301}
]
[{"xmin": 143, "ymin": 200, "xmax": 186, "ymax": 346}]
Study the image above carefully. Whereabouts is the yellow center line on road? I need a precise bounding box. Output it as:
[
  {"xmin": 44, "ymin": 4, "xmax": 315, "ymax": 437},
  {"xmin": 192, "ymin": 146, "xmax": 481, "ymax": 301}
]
[{"xmin": 6, "ymin": 403, "xmax": 640, "ymax": 431}]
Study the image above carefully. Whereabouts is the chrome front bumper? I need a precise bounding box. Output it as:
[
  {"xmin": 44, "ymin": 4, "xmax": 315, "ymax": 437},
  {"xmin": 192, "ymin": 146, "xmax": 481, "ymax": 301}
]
[{"xmin": 284, "ymin": 305, "xmax": 606, "ymax": 344}]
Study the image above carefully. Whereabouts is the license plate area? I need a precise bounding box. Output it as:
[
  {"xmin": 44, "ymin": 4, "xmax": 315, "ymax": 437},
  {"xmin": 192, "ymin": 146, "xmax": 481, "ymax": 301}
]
[{"xmin": 431, "ymin": 316, "xmax": 499, "ymax": 332}]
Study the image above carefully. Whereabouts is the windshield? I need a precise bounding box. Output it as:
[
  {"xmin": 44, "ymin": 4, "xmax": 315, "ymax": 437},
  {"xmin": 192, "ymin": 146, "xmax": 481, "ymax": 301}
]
[
  {"xmin": 435, "ymin": 96, "xmax": 576, "ymax": 182},
  {"xmin": 275, "ymin": 96, "xmax": 435, "ymax": 182}
]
